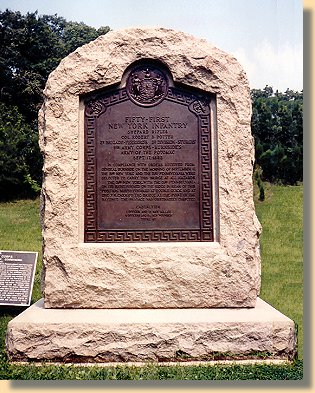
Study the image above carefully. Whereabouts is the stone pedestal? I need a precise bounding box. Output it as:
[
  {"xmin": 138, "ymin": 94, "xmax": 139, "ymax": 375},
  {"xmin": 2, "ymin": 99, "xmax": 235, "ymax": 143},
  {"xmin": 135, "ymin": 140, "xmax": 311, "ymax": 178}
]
[{"xmin": 6, "ymin": 298, "xmax": 296, "ymax": 363}]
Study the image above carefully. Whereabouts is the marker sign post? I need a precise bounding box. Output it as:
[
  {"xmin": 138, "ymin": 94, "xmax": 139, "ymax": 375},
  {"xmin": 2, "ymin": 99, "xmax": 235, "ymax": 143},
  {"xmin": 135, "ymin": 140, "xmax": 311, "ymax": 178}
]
[{"xmin": 0, "ymin": 250, "xmax": 38, "ymax": 306}]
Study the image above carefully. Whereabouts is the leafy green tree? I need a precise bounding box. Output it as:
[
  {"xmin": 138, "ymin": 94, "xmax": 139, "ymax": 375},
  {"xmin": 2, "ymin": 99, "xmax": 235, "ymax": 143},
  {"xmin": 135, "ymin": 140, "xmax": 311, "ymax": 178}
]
[
  {"xmin": 0, "ymin": 10, "xmax": 110, "ymax": 120},
  {"xmin": 251, "ymin": 86, "xmax": 303, "ymax": 185},
  {"xmin": 0, "ymin": 103, "xmax": 41, "ymax": 199},
  {"xmin": 0, "ymin": 10, "xmax": 109, "ymax": 199}
]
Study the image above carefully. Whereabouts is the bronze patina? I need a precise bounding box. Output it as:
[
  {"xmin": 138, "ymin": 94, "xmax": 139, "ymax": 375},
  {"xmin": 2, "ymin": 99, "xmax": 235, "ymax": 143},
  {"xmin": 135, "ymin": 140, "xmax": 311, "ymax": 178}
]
[{"xmin": 84, "ymin": 61, "xmax": 214, "ymax": 242}]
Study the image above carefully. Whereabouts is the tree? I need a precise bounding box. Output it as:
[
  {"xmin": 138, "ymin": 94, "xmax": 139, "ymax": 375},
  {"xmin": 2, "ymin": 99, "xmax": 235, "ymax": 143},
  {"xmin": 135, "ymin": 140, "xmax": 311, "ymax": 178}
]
[
  {"xmin": 0, "ymin": 10, "xmax": 110, "ymax": 121},
  {"xmin": 0, "ymin": 103, "xmax": 41, "ymax": 199},
  {"xmin": 0, "ymin": 10, "xmax": 110, "ymax": 200},
  {"xmin": 251, "ymin": 86, "xmax": 303, "ymax": 185}
]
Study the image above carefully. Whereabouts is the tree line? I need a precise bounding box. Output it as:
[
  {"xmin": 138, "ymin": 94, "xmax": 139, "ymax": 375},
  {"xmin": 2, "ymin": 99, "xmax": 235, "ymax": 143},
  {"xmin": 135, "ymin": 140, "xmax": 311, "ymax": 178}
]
[
  {"xmin": 0, "ymin": 10, "xmax": 109, "ymax": 200},
  {"xmin": 251, "ymin": 86, "xmax": 303, "ymax": 187},
  {"xmin": 0, "ymin": 10, "xmax": 303, "ymax": 201}
]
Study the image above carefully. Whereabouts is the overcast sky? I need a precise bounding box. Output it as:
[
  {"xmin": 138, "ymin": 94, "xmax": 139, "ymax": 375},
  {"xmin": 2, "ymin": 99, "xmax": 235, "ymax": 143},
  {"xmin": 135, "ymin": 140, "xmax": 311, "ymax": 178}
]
[{"xmin": 0, "ymin": 0, "xmax": 303, "ymax": 92}]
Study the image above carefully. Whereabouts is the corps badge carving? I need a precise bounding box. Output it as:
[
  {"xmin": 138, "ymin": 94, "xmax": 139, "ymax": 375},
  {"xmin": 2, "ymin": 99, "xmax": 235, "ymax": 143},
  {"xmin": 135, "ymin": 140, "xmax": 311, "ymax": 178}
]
[{"xmin": 126, "ymin": 65, "xmax": 168, "ymax": 106}]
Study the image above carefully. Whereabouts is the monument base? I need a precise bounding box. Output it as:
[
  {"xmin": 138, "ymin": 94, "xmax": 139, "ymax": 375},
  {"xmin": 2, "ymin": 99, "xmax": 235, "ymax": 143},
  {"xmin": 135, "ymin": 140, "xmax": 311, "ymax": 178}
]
[{"xmin": 6, "ymin": 298, "xmax": 296, "ymax": 363}]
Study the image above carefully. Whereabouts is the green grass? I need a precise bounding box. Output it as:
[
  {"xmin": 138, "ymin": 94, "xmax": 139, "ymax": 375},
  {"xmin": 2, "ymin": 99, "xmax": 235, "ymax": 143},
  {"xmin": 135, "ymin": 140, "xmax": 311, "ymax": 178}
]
[
  {"xmin": 0, "ymin": 199, "xmax": 42, "ymax": 251},
  {"xmin": 0, "ymin": 185, "xmax": 303, "ymax": 379},
  {"xmin": 0, "ymin": 199, "xmax": 42, "ymax": 301},
  {"xmin": 254, "ymin": 184, "xmax": 303, "ymax": 359},
  {"xmin": 0, "ymin": 360, "xmax": 303, "ymax": 380}
]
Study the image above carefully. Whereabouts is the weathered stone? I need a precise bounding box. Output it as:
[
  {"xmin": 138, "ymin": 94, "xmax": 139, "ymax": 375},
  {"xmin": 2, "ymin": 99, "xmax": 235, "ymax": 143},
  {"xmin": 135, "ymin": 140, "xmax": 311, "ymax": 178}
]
[
  {"xmin": 6, "ymin": 298, "xmax": 296, "ymax": 363},
  {"xmin": 39, "ymin": 27, "xmax": 261, "ymax": 308},
  {"xmin": 6, "ymin": 28, "xmax": 297, "ymax": 366},
  {"xmin": 42, "ymin": 243, "xmax": 260, "ymax": 309}
]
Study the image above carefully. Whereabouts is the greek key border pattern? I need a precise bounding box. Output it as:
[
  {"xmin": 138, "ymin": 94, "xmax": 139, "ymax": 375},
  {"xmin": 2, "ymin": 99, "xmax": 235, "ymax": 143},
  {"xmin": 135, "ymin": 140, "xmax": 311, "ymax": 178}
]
[
  {"xmin": 199, "ymin": 114, "xmax": 213, "ymax": 240},
  {"xmin": 85, "ymin": 116, "xmax": 97, "ymax": 230},
  {"xmin": 86, "ymin": 230, "xmax": 201, "ymax": 242},
  {"xmin": 84, "ymin": 87, "xmax": 213, "ymax": 242},
  {"xmin": 167, "ymin": 88, "xmax": 195, "ymax": 106}
]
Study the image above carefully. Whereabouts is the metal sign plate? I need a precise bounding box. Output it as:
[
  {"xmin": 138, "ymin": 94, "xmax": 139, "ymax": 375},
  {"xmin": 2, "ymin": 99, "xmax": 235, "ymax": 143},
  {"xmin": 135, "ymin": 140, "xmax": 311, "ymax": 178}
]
[
  {"xmin": 84, "ymin": 62, "xmax": 213, "ymax": 242},
  {"xmin": 0, "ymin": 250, "xmax": 38, "ymax": 306}
]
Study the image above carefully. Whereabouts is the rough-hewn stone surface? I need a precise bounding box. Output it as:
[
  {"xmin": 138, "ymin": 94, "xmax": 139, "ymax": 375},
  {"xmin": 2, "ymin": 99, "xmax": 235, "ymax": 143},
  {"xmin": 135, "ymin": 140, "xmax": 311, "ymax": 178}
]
[
  {"xmin": 39, "ymin": 27, "xmax": 261, "ymax": 308},
  {"xmin": 6, "ymin": 298, "xmax": 296, "ymax": 363}
]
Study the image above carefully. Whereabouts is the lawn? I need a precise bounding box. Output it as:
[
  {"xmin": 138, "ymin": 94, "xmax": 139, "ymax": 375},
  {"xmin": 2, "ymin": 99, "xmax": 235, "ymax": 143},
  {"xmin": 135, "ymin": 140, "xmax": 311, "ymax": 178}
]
[
  {"xmin": 0, "ymin": 184, "xmax": 303, "ymax": 379},
  {"xmin": 254, "ymin": 184, "xmax": 303, "ymax": 359},
  {"xmin": 0, "ymin": 199, "xmax": 42, "ymax": 301}
]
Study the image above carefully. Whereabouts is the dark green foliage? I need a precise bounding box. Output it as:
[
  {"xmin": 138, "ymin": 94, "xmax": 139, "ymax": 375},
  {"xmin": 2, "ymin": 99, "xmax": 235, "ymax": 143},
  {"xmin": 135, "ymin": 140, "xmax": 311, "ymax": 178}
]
[
  {"xmin": 0, "ymin": 10, "xmax": 109, "ymax": 200},
  {"xmin": 259, "ymin": 184, "xmax": 265, "ymax": 201},
  {"xmin": 251, "ymin": 86, "xmax": 303, "ymax": 185},
  {"xmin": 0, "ymin": 9, "xmax": 109, "ymax": 121},
  {"xmin": 0, "ymin": 103, "xmax": 41, "ymax": 199},
  {"xmin": 254, "ymin": 166, "xmax": 265, "ymax": 201}
]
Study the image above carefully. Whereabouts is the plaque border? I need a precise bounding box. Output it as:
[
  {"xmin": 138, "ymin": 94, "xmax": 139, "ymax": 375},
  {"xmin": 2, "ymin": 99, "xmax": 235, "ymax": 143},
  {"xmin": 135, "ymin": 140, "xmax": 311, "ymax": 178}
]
[{"xmin": 84, "ymin": 85, "xmax": 214, "ymax": 242}]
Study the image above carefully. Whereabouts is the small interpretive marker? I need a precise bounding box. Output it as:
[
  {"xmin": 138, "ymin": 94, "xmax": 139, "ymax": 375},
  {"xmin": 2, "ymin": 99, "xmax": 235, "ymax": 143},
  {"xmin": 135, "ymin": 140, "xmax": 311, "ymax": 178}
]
[{"xmin": 0, "ymin": 250, "xmax": 38, "ymax": 306}]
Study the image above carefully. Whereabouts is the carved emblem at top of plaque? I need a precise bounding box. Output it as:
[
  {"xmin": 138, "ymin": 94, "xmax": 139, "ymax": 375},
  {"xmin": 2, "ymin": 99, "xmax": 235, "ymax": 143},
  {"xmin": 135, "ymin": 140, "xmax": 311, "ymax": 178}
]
[
  {"xmin": 85, "ymin": 99, "xmax": 107, "ymax": 118},
  {"xmin": 126, "ymin": 65, "xmax": 168, "ymax": 107}
]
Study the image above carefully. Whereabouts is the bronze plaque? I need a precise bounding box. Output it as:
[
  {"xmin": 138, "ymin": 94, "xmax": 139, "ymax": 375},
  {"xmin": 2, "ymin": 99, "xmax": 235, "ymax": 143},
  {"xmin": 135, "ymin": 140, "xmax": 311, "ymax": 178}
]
[{"xmin": 84, "ymin": 62, "xmax": 213, "ymax": 242}]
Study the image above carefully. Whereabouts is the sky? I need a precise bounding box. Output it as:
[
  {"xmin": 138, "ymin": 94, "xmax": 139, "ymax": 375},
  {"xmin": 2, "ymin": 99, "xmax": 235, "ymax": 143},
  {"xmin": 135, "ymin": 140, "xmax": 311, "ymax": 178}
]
[{"xmin": 0, "ymin": 0, "xmax": 303, "ymax": 92}]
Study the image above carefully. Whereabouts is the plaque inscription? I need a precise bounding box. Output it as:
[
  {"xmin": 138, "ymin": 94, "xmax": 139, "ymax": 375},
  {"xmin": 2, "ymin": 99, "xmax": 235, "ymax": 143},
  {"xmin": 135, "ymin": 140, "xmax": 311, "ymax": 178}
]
[
  {"xmin": 84, "ymin": 62, "xmax": 214, "ymax": 242},
  {"xmin": 0, "ymin": 250, "xmax": 38, "ymax": 306}
]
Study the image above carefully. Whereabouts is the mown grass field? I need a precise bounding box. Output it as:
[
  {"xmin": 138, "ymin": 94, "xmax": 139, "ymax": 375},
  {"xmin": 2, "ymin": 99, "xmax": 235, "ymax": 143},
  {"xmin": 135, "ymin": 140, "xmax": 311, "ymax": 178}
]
[
  {"xmin": 254, "ymin": 184, "xmax": 303, "ymax": 359},
  {"xmin": 0, "ymin": 199, "xmax": 42, "ymax": 301},
  {"xmin": 0, "ymin": 184, "xmax": 303, "ymax": 380}
]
